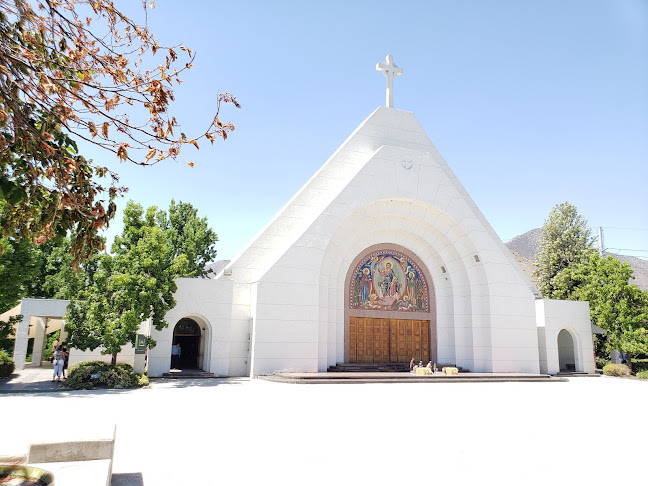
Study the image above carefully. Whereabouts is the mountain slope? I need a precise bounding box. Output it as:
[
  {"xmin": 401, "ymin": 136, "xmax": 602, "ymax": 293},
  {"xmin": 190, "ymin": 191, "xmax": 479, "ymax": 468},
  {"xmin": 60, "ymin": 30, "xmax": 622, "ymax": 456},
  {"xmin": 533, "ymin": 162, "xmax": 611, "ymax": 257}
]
[{"xmin": 505, "ymin": 229, "xmax": 648, "ymax": 292}]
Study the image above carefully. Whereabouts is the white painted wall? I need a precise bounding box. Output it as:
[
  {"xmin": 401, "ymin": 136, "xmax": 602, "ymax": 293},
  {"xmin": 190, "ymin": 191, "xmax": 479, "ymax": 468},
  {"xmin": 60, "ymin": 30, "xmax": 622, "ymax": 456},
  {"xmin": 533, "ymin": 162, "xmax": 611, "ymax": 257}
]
[
  {"xmin": 536, "ymin": 299, "xmax": 595, "ymax": 375},
  {"xmin": 148, "ymin": 277, "xmax": 249, "ymax": 377},
  {"xmin": 68, "ymin": 344, "xmax": 137, "ymax": 367}
]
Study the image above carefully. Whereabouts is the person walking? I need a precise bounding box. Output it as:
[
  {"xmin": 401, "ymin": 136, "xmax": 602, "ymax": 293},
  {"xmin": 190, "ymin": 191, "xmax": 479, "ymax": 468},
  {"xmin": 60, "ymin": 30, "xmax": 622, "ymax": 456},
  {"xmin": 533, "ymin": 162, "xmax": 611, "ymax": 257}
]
[
  {"xmin": 61, "ymin": 346, "xmax": 69, "ymax": 379},
  {"xmin": 52, "ymin": 345, "xmax": 65, "ymax": 382}
]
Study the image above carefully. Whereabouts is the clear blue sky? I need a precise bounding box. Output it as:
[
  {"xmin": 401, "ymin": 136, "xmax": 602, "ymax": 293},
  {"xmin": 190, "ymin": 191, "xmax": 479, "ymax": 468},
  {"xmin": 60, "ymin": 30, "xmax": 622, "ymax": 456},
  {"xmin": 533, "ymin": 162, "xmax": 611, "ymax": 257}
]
[{"xmin": 89, "ymin": 0, "xmax": 648, "ymax": 261}]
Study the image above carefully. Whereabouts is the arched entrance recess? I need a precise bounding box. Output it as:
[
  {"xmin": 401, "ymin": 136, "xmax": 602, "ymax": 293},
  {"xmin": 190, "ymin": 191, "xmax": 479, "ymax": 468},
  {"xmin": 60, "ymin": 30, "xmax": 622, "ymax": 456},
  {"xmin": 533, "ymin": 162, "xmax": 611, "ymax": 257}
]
[
  {"xmin": 344, "ymin": 245, "xmax": 436, "ymax": 364},
  {"xmin": 172, "ymin": 318, "xmax": 202, "ymax": 370},
  {"xmin": 557, "ymin": 329, "xmax": 578, "ymax": 372}
]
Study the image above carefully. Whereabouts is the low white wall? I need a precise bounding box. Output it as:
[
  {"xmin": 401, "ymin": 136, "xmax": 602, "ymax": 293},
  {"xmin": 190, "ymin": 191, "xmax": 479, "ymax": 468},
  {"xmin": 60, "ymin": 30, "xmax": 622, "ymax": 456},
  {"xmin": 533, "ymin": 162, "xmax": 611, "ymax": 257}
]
[
  {"xmin": 68, "ymin": 344, "xmax": 136, "ymax": 368},
  {"xmin": 66, "ymin": 321, "xmax": 148, "ymax": 372},
  {"xmin": 536, "ymin": 299, "xmax": 595, "ymax": 375}
]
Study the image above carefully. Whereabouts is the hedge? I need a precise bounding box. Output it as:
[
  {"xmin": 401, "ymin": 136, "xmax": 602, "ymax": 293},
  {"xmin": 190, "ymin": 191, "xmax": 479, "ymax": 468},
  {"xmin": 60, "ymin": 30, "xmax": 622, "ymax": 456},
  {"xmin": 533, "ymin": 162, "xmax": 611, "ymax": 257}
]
[
  {"xmin": 66, "ymin": 361, "xmax": 148, "ymax": 390},
  {"xmin": 602, "ymin": 363, "xmax": 631, "ymax": 377},
  {"xmin": 0, "ymin": 351, "xmax": 15, "ymax": 379}
]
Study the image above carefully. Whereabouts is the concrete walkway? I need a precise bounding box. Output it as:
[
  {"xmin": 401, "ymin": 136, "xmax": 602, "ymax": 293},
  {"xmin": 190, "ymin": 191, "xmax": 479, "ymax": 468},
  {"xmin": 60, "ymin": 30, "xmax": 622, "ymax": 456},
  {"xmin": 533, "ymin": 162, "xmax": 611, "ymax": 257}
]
[
  {"xmin": 1, "ymin": 374, "xmax": 647, "ymax": 485},
  {"xmin": 0, "ymin": 367, "xmax": 569, "ymax": 393},
  {"xmin": 0, "ymin": 365, "xmax": 66, "ymax": 393}
]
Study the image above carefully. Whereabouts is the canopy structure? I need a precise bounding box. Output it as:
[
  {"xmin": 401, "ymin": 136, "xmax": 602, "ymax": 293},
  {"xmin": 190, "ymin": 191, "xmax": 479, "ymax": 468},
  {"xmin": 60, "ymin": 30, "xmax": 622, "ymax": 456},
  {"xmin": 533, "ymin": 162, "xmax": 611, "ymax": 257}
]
[{"xmin": 5, "ymin": 298, "xmax": 70, "ymax": 370}]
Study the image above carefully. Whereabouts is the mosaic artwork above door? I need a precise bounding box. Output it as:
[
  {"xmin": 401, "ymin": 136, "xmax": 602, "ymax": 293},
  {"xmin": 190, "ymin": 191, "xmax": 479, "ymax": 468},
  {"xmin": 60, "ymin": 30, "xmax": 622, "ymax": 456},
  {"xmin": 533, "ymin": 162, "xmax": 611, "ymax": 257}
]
[{"xmin": 349, "ymin": 249, "xmax": 429, "ymax": 312}]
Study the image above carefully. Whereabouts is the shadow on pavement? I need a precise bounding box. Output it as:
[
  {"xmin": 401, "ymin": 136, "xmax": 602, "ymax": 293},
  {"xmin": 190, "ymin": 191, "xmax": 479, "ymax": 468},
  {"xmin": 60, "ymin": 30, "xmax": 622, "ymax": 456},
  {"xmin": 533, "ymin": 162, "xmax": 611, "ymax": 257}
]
[
  {"xmin": 111, "ymin": 472, "xmax": 144, "ymax": 486},
  {"xmin": 147, "ymin": 377, "xmax": 249, "ymax": 389},
  {"xmin": 1, "ymin": 368, "xmax": 249, "ymax": 396}
]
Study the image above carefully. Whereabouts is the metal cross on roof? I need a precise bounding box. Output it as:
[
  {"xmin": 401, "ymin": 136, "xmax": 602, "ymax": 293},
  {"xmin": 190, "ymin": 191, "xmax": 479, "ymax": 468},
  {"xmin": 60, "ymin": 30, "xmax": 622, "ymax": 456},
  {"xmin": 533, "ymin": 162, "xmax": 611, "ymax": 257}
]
[{"xmin": 376, "ymin": 55, "xmax": 403, "ymax": 108}]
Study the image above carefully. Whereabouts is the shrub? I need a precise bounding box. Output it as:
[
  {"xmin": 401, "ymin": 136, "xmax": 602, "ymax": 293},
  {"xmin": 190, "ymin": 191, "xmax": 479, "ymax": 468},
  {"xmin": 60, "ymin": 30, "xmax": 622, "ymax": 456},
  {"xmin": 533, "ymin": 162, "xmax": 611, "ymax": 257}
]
[
  {"xmin": 603, "ymin": 363, "xmax": 631, "ymax": 377},
  {"xmin": 136, "ymin": 374, "xmax": 149, "ymax": 387},
  {"xmin": 631, "ymin": 359, "xmax": 648, "ymax": 374},
  {"xmin": 0, "ymin": 351, "xmax": 15, "ymax": 378},
  {"xmin": 595, "ymin": 357, "xmax": 609, "ymax": 370},
  {"xmin": 66, "ymin": 361, "xmax": 146, "ymax": 390},
  {"xmin": 636, "ymin": 370, "xmax": 648, "ymax": 380}
]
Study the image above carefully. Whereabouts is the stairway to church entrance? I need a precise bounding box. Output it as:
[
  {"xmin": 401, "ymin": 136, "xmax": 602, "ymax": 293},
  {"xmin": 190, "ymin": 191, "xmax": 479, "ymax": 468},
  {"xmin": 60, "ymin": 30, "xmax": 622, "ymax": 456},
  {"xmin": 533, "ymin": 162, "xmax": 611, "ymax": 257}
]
[
  {"xmin": 172, "ymin": 319, "xmax": 201, "ymax": 370},
  {"xmin": 348, "ymin": 317, "xmax": 430, "ymax": 364}
]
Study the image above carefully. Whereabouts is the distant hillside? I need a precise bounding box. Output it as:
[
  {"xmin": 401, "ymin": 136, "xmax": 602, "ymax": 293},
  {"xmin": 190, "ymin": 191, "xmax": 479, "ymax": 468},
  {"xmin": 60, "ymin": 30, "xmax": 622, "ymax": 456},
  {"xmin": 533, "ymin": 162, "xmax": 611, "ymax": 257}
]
[
  {"xmin": 506, "ymin": 228, "xmax": 542, "ymax": 261},
  {"xmin": 504, "ymin": 229, "xmax": 648, "ymax": 292},
  {"xmin": 205, "ymin": 260, "xmax": 230, "ymax": 277}
]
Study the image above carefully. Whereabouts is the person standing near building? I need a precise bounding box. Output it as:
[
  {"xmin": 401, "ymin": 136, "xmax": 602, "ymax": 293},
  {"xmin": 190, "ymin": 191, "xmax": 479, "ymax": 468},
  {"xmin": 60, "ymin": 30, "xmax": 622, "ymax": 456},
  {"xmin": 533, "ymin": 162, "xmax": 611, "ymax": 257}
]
[
  {"xmin": 52, "ymin": 345, "xmax": 64, "ymax": 382},
  {"xmin": 172, "ymin": 342, "xmax": 182, "ymax": 368},
  {"xmin": 61, "ymin": 346, "xmax": 69, "ymax": 379}
]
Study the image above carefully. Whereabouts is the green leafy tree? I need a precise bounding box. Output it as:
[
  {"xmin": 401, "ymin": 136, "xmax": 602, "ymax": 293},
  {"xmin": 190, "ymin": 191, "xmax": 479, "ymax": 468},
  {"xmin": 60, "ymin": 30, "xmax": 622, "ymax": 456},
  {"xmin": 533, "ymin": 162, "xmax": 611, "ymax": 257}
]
[
  {"xmin": 156, "ymin": 199, "xmax": 218, "ymax": 277},
  {"xmin": 40, "ymin": 236, "xmax": 100, "ymax": 300},
  {"xmin": 0, "ymin": 316, "xmax": 18, "ymax": 353},
  {"xmin": 534, "ymin": 202, "xmax": 595, "ymax": 298},
  {"xmin": 0, "ymin": 214, "xmax": 79, "ymax": 351},
  {"xmin": 65, "ymin": 202, "xmax": 187, "ymax": 364},
  {"xmin": 0, "ymin": 236, "xmax": 35, "ymax": 352},
  {"xmin": 553, "ymin": 253, "xmax": 648, "ymax": 366},
  {"xmin": 0, "ymin": 236, "xmax": 40, "ymax": 313}
]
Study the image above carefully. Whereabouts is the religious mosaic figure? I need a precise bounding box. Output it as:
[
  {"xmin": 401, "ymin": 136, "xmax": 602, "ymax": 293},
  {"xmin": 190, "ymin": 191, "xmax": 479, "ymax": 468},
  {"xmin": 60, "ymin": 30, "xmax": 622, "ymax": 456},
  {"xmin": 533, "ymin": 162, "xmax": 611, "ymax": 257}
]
[
  {"xmin": 415, "ymin": 279, "xmax": 425, "ymax": 311},
  {"xmin": 379, "ymin": 262, "xmax": 398, "ymax": 297},
  {"xmin": 349, "ymin": 250, "xmax": 430, "ymax": 312},
  {"xmin": 406, "ymin": 271, "xmax": 417, "ymax": 308},
  {"xmin": 360, "ymin": 268, "xmax": 372, "ymax": 303}
]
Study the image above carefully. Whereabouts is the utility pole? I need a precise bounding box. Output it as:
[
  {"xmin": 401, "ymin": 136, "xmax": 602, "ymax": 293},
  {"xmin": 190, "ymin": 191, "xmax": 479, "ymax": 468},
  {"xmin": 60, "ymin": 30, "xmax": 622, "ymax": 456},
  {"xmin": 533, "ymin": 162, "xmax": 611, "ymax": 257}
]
[{"xmin": 598, "ymin": 227, "xmax": 605, "ymax": 256}]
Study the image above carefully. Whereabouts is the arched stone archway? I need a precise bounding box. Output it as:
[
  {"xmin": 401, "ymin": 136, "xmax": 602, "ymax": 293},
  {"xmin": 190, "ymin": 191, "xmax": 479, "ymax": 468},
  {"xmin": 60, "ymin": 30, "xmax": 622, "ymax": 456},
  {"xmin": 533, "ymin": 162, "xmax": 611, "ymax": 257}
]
[
  {"xmin": 172, "ymin": 318, "xmax": 203, "ymax": 370},
  {"xmin": 319, "ymin": 197, "xmax": 495, "ymax": 372},
  {"xmin": 344, "ymin": 245, "xmax": 436, "ymax": 364},
  {"xmin": 557, "ymin": 329, "xmax": 578, "ymax": 372}
]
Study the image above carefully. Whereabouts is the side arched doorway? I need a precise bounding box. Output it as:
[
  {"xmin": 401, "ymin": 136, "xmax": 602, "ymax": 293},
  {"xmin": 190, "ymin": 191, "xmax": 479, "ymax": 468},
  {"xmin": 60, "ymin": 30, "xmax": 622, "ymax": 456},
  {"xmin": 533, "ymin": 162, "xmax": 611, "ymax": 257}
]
[
  {"xmin": 172, "ymin": 318, "xmax": 202, "ymax": 370},
  {"xmin": 344, "ymin": 245, "xmax": 436, "ymax": 364},
  {"xmin": 557, "ymin": 329, "xmax": 578, "ymax": 372}
]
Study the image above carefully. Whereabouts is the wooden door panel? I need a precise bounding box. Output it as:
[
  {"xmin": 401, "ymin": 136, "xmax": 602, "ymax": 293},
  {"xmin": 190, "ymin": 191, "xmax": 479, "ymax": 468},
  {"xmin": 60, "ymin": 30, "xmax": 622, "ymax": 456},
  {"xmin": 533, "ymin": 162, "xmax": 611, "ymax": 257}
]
[
  {"xmin": 389, "ymin": 320, "xmax": 398, "ymax": 362},
  {"xmin": 421, "ymin": 321, "xmax": 430, "ymax": 362},
  {"xmin": 364, "ymin": 318, "xmax": 373, "ymax": 362},
  {"xmin": 372, "ymin": 320, "xmax": 381, "ymax": 362},
  {"xmin": 349, "ymin": 318, "xmax": 431, "ymax": 364},
  {"xmin": 413, "ymin": 320, "xmax": 421, "ymax": 362},
  {"xmin": 356, "ymin": 319, "xmax": 365, "ymax": 362},
  {"xmin": 381, "ymin": 320, "xmax": 390, "ymax": 362},
  {"xmin": 349, "ymin": 318, "xmax": 357, "ymax": 362}
]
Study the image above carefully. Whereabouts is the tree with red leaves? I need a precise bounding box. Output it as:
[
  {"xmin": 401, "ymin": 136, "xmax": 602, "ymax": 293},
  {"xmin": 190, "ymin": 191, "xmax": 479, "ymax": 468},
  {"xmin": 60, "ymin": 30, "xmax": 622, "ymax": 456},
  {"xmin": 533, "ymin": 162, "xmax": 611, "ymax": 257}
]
[{"xmin": 0, "ymin": 0, "xmax": 239, "ymax": 262}]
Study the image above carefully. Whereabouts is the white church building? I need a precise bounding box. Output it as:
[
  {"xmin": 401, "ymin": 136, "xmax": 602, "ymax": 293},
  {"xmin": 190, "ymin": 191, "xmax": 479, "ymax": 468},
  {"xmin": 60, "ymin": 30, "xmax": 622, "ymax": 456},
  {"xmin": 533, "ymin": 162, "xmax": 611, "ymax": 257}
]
[
  {"xmin": 9, "ymin": 56, "xmax": 595, "ymax": 377},
  {"xmin": 148, "ymin": 56, "xmax": 595, "ymax": 377}
]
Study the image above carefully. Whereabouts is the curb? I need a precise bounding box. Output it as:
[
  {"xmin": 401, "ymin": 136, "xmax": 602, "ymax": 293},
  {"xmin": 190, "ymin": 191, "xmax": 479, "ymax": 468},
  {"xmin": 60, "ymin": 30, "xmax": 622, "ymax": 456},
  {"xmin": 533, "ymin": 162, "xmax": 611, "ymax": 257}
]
[
  {"xmin": 0, "ymin": 387, "xmax": 70, "ymax": 395},
  {"xmin": 258, "ymin": 375, "xmax": 569, "ymax": 384}
]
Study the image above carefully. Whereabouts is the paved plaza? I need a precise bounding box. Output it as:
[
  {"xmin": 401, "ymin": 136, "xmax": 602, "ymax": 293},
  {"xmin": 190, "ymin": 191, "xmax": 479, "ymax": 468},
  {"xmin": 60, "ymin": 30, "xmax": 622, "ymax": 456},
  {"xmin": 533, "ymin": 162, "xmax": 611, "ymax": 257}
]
[{"xmin": 1, "ymin": 374, "xmax": 647, "ymax": 485}]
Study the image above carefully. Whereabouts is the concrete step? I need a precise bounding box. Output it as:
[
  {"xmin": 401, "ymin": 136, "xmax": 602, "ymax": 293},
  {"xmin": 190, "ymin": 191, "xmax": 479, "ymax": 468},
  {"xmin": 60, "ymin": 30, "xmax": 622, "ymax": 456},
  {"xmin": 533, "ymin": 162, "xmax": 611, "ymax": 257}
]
[
  {"xmin": 327, "ymin": 363, "xmax": 463, "ymax": 373},
  {"xmin": 27, "ymin": 425, "xmax": 116, "ymax": 465},
  {"xmin": 556, "ymin": 371, "xmax": 600, "ymax": 377},
  {"xmin": 30, "ymin": 459, "xmax": 112, "ymax": 486},
  {"xmin": 262, "ymin": 372, "xmax": 565, "ymax": 384},
  {"xmin": 162, "ymin": 370, "xmax": 217, "ymax": 379}
]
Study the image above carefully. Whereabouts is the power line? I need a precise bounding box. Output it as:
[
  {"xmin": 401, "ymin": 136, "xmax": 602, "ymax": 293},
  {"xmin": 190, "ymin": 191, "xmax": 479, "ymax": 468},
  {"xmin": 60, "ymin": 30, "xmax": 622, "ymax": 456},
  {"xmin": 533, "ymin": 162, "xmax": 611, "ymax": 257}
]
[
  {"xmin": 606, "ymin": 248, "xmax": 648, "ymax": 253},
  {"xmin": 601, "ymin": 226, "xmax": 648, "ymax": 231}
]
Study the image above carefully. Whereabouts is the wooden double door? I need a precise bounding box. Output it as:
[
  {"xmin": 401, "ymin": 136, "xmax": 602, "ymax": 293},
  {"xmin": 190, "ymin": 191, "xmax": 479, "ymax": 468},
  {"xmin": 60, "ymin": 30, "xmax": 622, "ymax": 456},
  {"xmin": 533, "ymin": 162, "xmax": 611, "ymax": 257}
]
[{"xmin": 349, "ymin": 317, "xmax": 430, "ymax": 363}]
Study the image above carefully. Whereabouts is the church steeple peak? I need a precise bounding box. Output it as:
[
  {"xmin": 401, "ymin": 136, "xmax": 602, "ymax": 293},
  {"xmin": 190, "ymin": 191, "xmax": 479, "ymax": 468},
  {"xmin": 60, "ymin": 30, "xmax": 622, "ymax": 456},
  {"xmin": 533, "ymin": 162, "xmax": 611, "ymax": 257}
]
[{"xmin": 376, "ymin": 55, "xmax": 403, "ymax": 108}]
